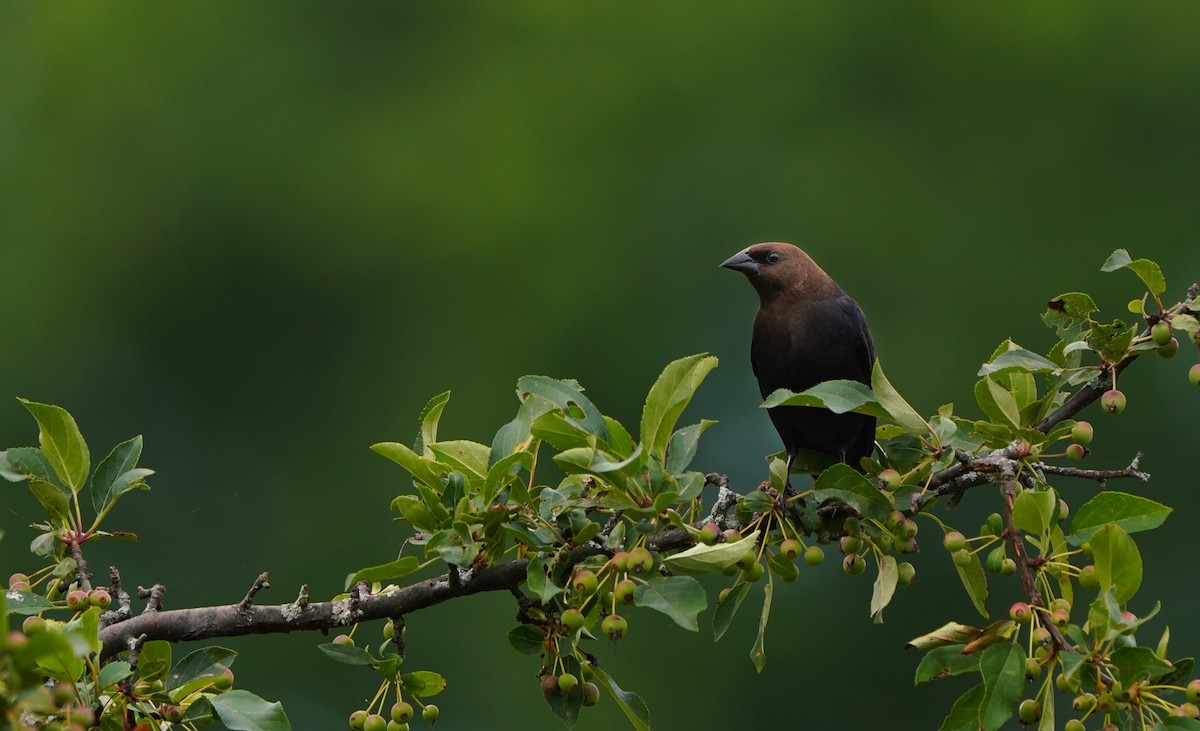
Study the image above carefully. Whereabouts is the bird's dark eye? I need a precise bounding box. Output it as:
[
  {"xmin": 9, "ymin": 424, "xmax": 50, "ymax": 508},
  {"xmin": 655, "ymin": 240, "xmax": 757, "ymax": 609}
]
[{"xmin": 766, "ymin": 252, "xmax": 781, "ymax": 264}]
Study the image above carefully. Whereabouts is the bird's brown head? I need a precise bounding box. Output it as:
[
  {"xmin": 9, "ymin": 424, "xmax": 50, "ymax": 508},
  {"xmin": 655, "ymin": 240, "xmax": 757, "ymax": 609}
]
[{"xmin": 720, "ymin": 242, "xmax": 840, "ymax": 301}]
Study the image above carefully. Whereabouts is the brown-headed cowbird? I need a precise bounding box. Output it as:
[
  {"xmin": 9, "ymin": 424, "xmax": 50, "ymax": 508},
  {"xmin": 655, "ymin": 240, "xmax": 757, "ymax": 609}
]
[{"xmin": 721, "ymin": 242, "xmax": 876, "ymax": 473}]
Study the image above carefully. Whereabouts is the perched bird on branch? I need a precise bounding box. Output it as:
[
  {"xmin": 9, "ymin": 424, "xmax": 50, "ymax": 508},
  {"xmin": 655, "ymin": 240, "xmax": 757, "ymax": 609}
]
[{"xmin": 721, "ymin": 242, "xmax": 876, "ymax": 474}]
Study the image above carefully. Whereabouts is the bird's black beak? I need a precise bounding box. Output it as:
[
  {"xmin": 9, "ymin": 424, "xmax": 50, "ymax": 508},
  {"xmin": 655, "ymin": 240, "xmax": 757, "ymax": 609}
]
[{"xmin": 720, "ymin": 249, "xmax": 759, "ymax": 274}]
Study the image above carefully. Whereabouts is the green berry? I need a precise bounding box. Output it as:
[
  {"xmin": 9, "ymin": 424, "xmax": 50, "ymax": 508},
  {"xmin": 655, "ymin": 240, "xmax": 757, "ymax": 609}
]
[
  {"xmin": 986, "ymin": 513, "xmax": 1004, "ymax": 536},
  {"xmin": 22, "ymin": 616, "xmax": 46, "ymax": 635},
  {"xmin": 1033, "ymin": 627, "xmax": 1052, "ymax": 645},
  {"xmin": 628, "ymin": 547, "xmax": 655, "ymax": 574},
  {"xmin": 1100, "ymin": 389, "xmax": 1126, "ymax": 414},
  {"xmin": 1050, "ymin": 598, "xmax": 1071, "ymax": 613},
  {"xmin": 1055, "ymin": 673, "xmax": 1078, "ymax": 693},
  {"xmin": 582, "ymin": 682, "xmax": 600, "ymax": 707},
  {"xmin": 421, "ymin": 704, "xmax": 439, "ymax": 723},
  {"xmin": 601, "ymin": 614, "xmax": 628, "ymax": 639},
  {"xmin": 1009, "ymin": 602, "xmax": 1032, "ymax": 623},
  {"xmin": 7, "ymin": 573, "xmax": 28, "ymax": 589},
  {"xmin": 1064, "ymin": 720, "xmax": 1085, "ymax": 731},
  {"xmin": 558, "ymin": 673, "xmax": 579, "ymax": 693},
  {"xmin": 803, "ymin": 546, "xmax": 825, "ymax": 566},
  {"xmin": 1025, "ymin": 658, "xmax": 1041, "ymax": 679},
  {"xmin": 1078, "ymin": 565, "xmax": 1098, "ymax": 589},
  {"xmin": 614, "ymin": 579, "xmax": 636, "ymax": 604},
  {"xmin": 874, "ymin": 532, "xmax": 895, "ymax": 552},
  {"xmin": 561, "ymin": 608, "xmax": 586, "ymax": 631},
  {"xmin": 878, "ymin": 468, "xmax": 902, "ymax": 492},
  {"xmin": 1066, "ymin": 444, "xmax": 1087, "ymax": 461},
  {"xmin": 1187, "ymin": 679, "xmax": 1200, "ymax": 704},
  {"xmin": 1071, "ymin": 421, "xmax": 1094, "ymax": 445},
  {"xmin": 1057, "ymin": 498, "xmax": 1070, "ymax": 522},
  {"xmin": 1159, "ymin": 337, "xmax": 1179, "ymax": 358},
  {"xmin": 899, "ymin": 519, "xmax": 918, "ymax": 540},
  {"xmin": 572, "ymin": 571, "xmax": 599, "ymax": 595},
  {"xmin": 840, "ymin": 535, "xmax": 862, "ymax": 554},
  {"xmin": 1051, "ymin": 608, "xmax": 1070, "ymax": 628},
  {"xmin": 1072, "ymin": 692, "xmax": 1096, "ymax": 713},
  {"xmin": 66, "ymin": 590, "xmax": 89, "ymax": 611},
  {"xmin": 214, "ymin": 668, "xmax": 234, "ymax": 691},
  {"xmin": 942, "ymin": 531, "xmax": 967, "ymax": 552},
  {"xmin": 363, "ymin": 714, "xmax": 387, "ymax": 731},
  {"xmin": 1000, "ymin": 558, "xmax": 1017, "ymax": 576},
  {"xmin": 742, "ymin": 559, "xmax": 765, "ymax": 582},
  {"xmin": 896, "ymin": 562, "xmax": 916, "ymax": 586},
  {"xmin": 698, "ymin": 523, "xmax": 720, "ymax": 546},
  {"xmin": 721, "ymin": 529, "xmax": 742, "ymax": 543},
  {"xmin": 1190, "ymin": 363, "xmax": 1200, "ymax": 387},
  {"xmin": 1181, "ymin": 702, "xmax": 1200, "ymax": 719},
  {"xmin": 1018, "ymin": 699, "xmax": 1041, "ymax": 723},
  {"xmin": 896, "ymin": 536, "xmax": 919, "ymax": 554},
  {"xmin": 609, "ymin": 551, "xmax": 631, "ymax": 571},
  {"xmin": 779, "ymin": 538, "xmax": 802, "ymax": 560},
  {"xmin": 333, "ymin": 634, "xmax": 354, "ymax": 646},
  {"xmin": 88, "ymin": 589, "xmax": 111, "ymax": 608},
  {"xmin": 350, "ymin": 711, "xmax": 368, "ymax": 730},
  {"xmin": 842, "ymin": 553, "xmax": 866, "ymax": 576},
  {"xmin": 1152, "ymin": 321, "xmax": 1173, "ymax": 346},
  {"xmin": 387, "ymin": 721, "xmax": 408, "ymax": 731},
  {"xmin": 886, "ymin": 511, "xmax": 906, "ymax": 530},
  {"xmin": 985, "ymin": 547, "xmax": 1006, "ymax": 574},
  {"xmin": 952, "ymin": 549, "xmax": 972, "ymax": 567}
]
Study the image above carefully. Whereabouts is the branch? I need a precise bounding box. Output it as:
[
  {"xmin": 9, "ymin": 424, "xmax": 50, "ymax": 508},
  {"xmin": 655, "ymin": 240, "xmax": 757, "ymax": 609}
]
[
  {"xmin": 1033, "ymin": 452, "xmax": 1149, "ymax": 485},
  {"xmin": 68, "ymin": 541, "xmax": 92, "ymax": 592}
]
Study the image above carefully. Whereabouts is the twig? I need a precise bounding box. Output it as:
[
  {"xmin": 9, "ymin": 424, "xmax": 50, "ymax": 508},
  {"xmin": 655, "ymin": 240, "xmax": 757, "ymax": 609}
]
[
  {"xmin": 137, "ymin": 584, "xmax": 165, "ymax": 614},
  {"xmin": 67, "ymin": 542, "xmax": 92, "ymax": 592},
  {"xmin": 1033, "ymin": 453, "xmax": 1149, "ymax": 485},
  {"xmin": 237, "ymin": 573, "xmax": 271, "ymax": 613}
]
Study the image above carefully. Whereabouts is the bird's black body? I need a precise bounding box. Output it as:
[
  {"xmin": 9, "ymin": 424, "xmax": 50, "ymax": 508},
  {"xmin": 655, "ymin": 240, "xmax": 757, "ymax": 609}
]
[{"xmin": 722, "ymin": 243, "xmax": 876, "ymax": 470}]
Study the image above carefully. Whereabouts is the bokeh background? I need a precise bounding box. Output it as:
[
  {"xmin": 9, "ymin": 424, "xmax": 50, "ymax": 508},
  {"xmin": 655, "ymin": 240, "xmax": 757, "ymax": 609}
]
[{"xmin": 3, "ymin": 3, "xmax": 1200, "ymax": 729}]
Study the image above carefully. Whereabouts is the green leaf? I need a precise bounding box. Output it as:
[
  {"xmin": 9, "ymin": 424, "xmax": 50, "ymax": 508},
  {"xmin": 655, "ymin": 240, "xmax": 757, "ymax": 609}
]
[
  {"xmin": 344, "ymin": 557, "xmax": 420, "ymax": 590},
  {"xmin": 977, "ymin": 643, "xmax": 1025, "ymax": 731},
  {"xmin": 317, "ymin": 642, "xmax": 375, "ymax": 665},
  {"xmin": 953, "ymin": 550, "xmax": 990, "ymax": 620},
  {"xmin": 871, "ymin": 361, "xmax": 928, "ymax": 434},
  {"xmin": 18, "ymin": 399, "xmax": 90, "ymax": 492},
  {"xmin": 137, "ymin": 640, "xmax": 172, "ymax": 682},
  {"xmin": 482, "ymin": 451, "xmax": 533, "ymax": 505},
  {"xmin": 984, "ymin": 376, "xmax": 1021, "ymax": 428},
  {"xmin": 167, "ymin": 647, "xmax": 237, "ymax": 689},
  {"xmin": 91, "ymin": 436, "xmax": 144, "ymax": 514},
  {"xmin": 811, "ymin": 464, "xmax": 892, "ymax": 521},
  {"xmin": 401, "ymin": 670, "xmax": 447, "ymax": 697},
  {"xmin": 870, "ymin": 555, "xmax": 898, "ymax": 619},
  {"xmin": 1089, "ymin": 523, "xmax": 1143, "ymax": 603},
  {"xmin": 491, "ymin": 394, "xmax": 554, "ymax": 465},
  {"xmin": 427, "ymin": 440, "xmax": 490, "ymax": 481},
  {"xmin": 506, "ymin": 624, "xmax": 545, "ymax": 655},
  {"xmin": 1012, "ymin": 488, "xmax": 1056, "ymax": 539},
  {"xmin": 750, "ymin": 581, "xmax": 773, "ymax": 673},
  {"xmin": 592, "ymin": 667, "xmax": 651, "ymax": 731},
  {"xmin": 97, "ymin": 660, "xmax": 133, "ymax": 690},
  {"xmin": 761, "ymin": 379, "xmax": 891, "ymax": 421},
  {"xmin": 938, "ymin": 684, "xmax": 984, "ymax": 731},
  {"xmin": 2, "ymin": 590, "xmax": 55, "ymax": 616},
  {"xmin": 426, "ymin": 523, "xmax": 479, "ymax": 567},
  {"xmin": 1069, "ymin": 491, "xmax": 1172, "ymax": 544},
  {"xmin": 640, "ymin": 353, "xmax": 718, "ymax": 461},
  {"xmin": 525, "ymin": 557, "xmax": 564, "ymax": 604},
  {"xmin": 914, "ymin": 645, "xmax": 981, "ymax": 684},
  {"xmin": 1154, "ymin": 718, "xmax": 1200, "ymax": 731},
  {"xmin": 1110, "ymin": 646, "xmax": 1173, "ymax": 687},
  {"xmin": 2, "ymin": 447, "xmax": 65, "ymax": 488},
  {"xmin": 518, "ymin": 375, "xmax": 609, "ymax": 442},
  {"xmin": 633, "ymin": 576, "xmax": 706, "ymax": 632},
  {"xmin": 1102, "ymin": 249, "xmax": 1166, "ymax": 297},
  {"xmin": 662, "ymin": 530, "xmax": 761, "ymax": 575},
  {"xmin": 1047, "ymin": 291, "xmax": 1099, "ymax": 319},
  {"xmin": 211, "ymin": 690, "xmax": 291, "ymax": 731},
  {"xmin": 371, "ymin": 442, "xmax": 445, "ymax": 491},
  {"xmin": 978, "ymin": 346, "xmax": 1060, "ymax": 376},
  {"xmin": 665, "ymin": 420, "xmax": 717, "ymax": 474},
  {"xmin": 29, "ymin": 480, "xmax": 72, "ymax": 526},
  {"xmin": 713, "ymin": 581, "xmax": 752, "ymax": 642},
  {"xmin": 413, "ymin": 391, "xmax": 451, "ymax": 457},
  {"xmin": 390, "ymin": 495, "xmax": 442, "ymax": 531}
]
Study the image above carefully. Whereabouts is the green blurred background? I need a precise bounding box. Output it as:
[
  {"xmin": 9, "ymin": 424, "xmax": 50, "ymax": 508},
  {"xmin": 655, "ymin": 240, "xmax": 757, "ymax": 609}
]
[{"xmin": 3, "ymin": 3, "xmax": 1199, "ymax": 728}]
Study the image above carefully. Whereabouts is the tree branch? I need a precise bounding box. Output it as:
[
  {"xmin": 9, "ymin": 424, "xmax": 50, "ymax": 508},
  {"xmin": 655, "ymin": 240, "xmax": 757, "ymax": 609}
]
[{"xmin": 1033, "ymin": 452, "xmax": 1149, "ymax": 485}]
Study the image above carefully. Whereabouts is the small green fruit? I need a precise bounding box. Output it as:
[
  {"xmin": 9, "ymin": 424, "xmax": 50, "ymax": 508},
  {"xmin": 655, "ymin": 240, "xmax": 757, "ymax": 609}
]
[
  {"xmin": 896, "ymin": 562, "xmax": 916, "ymax": 586},
  {"xmin": 842, "ymin": 553, "xmax": 866, "ymax": 576},
  {"xmin": 628, "ymin": 547, "xmax": 655, "ymax": 574},
  {"xmin": 88, "ymin": 589, "xmax": 111, "ymax": 608},
  {"xmin": 840, "ymin": 535, "xmax": 862, "ymax": 554},
  {"xmin": 952, "ymin": 549, "xmax": 972, "ymax": 567},
  {"xmin": 1057, "ymin": 498, "xmax": 1070, "ymax": 522},
  {"xmin": 350, "ymin": 712, "xmax": 369, "ymax": 731},
  {"xmin": 1051, "ymin": 608, "xmax": 1070, "ymax": 628},
  {"xmin": 1100, "ymin": 389, "xmax": 1126, "ymax": 414},
  {"xmin": 698, "ymin": 523, "xmax": 720, "ymax": 545},
  {"xmin": 387, "ymin": 721, "xmax": 408, "ymax": 731},
  {"xmin": 1064, "ymin": 720, "xmax": 1085, "ymax": 731},
  {"xmin": 1181, "ymin": 702, "xmax": 1200, "ymax": 719},
  {"xmin": 421, "ymin": 704, "xmax": 439, "ymax": 723},
  {"xmin": 601, "ymin": 614, "xmax": 628, "ymax": 639},
  {"xmin": 1050, "ymin": 598, "xmax": 1070, "ymax": 613},
  {"xmin": 610, "ymin": 551, "xmax": 631, "ymax": 571},
  {"xmin": 1190, "ymin": 363, "xmax": 1200, "ymax": 387},
  {"xmin": 874, "ymin": 532, "xmax": 895, "ymax": 552},
  {"xmin": 363, "ymin": 714, "xmax": 386, "ymax": 731},
  {"xmin": 558, "ymin": 673, "xmax": 579, "ymax": 693},
  {"xmin": 1158, "ymin": 337, "xmax": 1179, "ymax": 358},
  {"xmin": 1071, "ymin": 421, "xmax": 1094, "ymax": 445},
  {"xmin": 333, "ymin": 634, "xmax": 354, "ymax": 647},
  {"xmin": 66, "ymin": 590, "xmax": 89, "ymax": 611},
  {"xmin": 803, "ymin": 546, "xmax": 825, "ymax": 566},
  {"xmin": 1000, "ymin": 558, "xmax": 1017, "ymax": 576},
  {"xmin": 1018, "ymin": 699, "xmax": 1041, "ymax": 723},
  {"xmin": 1033, "ymin": 627, "xmax": 1052, "ymax": 645},
  {"xmin": 1152, "ymin": 321, "xmax": 1173, "ymax": 345},
  {"xmin": 1024, "ymin": 658, "xmax": 1041, "ymax": 679},
  {"xmin": 561, "ymin": 608, "xmax": 586, "ymax": 631},
  {"xmin": 886, "ymin": 511, "xmax": 906, "ymax": 530},
  {"xmin": 582, "ymin": 682, "xmax": 600, "ymax": 707},
  {"xmin": 1055, "ymin": 673, "xmax": 1077, "ymax": 693},
  {"xmin": 22, "ymin": 616, "xmax": 46, "ymax": 635},
  {"xmin": 896, "ymin": 536, "xmax": 919, "ymax": 554},
  {"xmin": 214, "ymin": 668, "xmax": 234, "ymax": 691},
  {"xmin": 1066, "ymin": 444, "xmax": 1087, "ymax": 461},
  {"xmin": 899, "ymin": 519, "xmax": 918, "ymax": 540},
  {"xmin": 1078, "ymin": 565, "xmax": 1098, "ymax": 589},
  {"xmin": 721, "ymin": 529, "xmax": 742, "ymax": 543},
  {"xmin": 1009, "ymin": 602, "xmax": 1032, "ymax": 624},
  {"xmin": 572, "ymin": 571, "xmax": 599, "ymax": 595},
  {"xmin": 742, "ymin": 559, "xmax": 765, "ymax": 582},
  {"xmin": 943, "ymin": 531, "xmax": 967, "ymax": 552},
  {"xmin": 7, "ymin": 573, "xmax": 28, "ymax": 589},
  {"xmin": 878, "ymin": 468, "xmax": 902, "ymax": 492},
  {"xmin": 985, "ymin": 547, "xmax": 1006, "ymax": 574},
  {"xmin": 1186, "ymin": 678, "xmax": 1200, "ymax": 704},
  {"xmin": 779, "ymin": 538, "xmax": 802, "ymax": 560},
  {"xmin": 1072, "ymin": 692, "xmax": 1096, "ymax": 712}
]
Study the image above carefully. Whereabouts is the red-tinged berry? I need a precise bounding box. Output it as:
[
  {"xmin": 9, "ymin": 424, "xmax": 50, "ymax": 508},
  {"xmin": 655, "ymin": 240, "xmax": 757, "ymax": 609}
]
[
  {"xmin": 1010, "ymin": 602, "xmax": 1032, "ymax": 624},
  {"xmin": 391, "ymin": 702, "xmax": 413, "ymax": 723},
  {"xmin": 572, "ymin": 571, "xmax": 599, "ymax": 595},
  {"xmin": 1077, "ymin": 565, "xmax": 1097, "ymax": 590},
  {"xmin": 1050, "ymin": 598, "xmax": 1070, "ymax": 613},
  {"xmin": 421, "ymin": 704, "xmax": 439, "ymax": 723},
  {"xmin": 1159, "ymin": 337, "xmax": 1179, "ymax": 358},
  {"xmin": 718, "ymin": 587, "xmax": 731, "ymax": 603},
  {"xmin": 88, "ymin": 589, "xmax": 111, "ymax": 608},
  {"xmin": 541, "ymin": 675, "xmax": 560, "ymax": 697},
  {"xmin": 1187, "ymin": 678, "xmax": 1200, "ymax": 703},
  {"xmin": 839, "ymin": 535, "xmax": 862, "ymax": 554},
  {"xmin": 214, "ymin": 668, "xmax": 234, "ymax": 691},
  {"xmin": 6, "ymin": 631, "xmax": 28, "ymax": 648},
  {"xmin": 561, "ymin": 608, "xmax": 585, "ymax": 631},
  {"xmin": 1072, "ymin": 693, "xmax": 1096, "ymax": 712},
  {"xmin": 1181, "ymin": 702, "xmax": 1200, "ymax": 718},
  {"xmin": 779, "ymin": 538, "xmax": 802, "ymax": 560},
  {"xmin": 558, "ymin": 673, "xmax": 579, "ymax": 693},
  {"xmin": 1033, "ymin": 627, "xmax": 1052, "ymax": 645},
  {"xmin": 803, "ymin": 546, "xmax": 825, "ymax": 566},
  {"xmin": 721, "ymin": 529, "xmax": 741, "ymax": 544},
  {"xmin": 878, "ymin": 468, "xmax": 902, "ymax": 492},
  {"xmin": 1152, "ymin": 321, "xmax": 1173, "ymax": 345},
  {"xmin": 333, "ymin": 634, "xmax": 354, "ymax": 646},
  {"xmin": 1071, "ymin": 421, "xmax": 1094, "ymax": 445},
  {"xmin": 362, "ymin": 713, "xmax": 386, "ymax": 731},
  {"xmin": 1190, "ymin": 363, "xmax": 1200, "ymax": 387},
  {"xmin": 698, "ymin": 523, "xmax": 720, "ymax": 546},
  {"xmin": 1018, "ymin": 699, "xmax": 1041, "ymax": 723},
  {"xmin": 897, "ymin": 562, "xmax": 916, "ymax": 586},
  {"xmin": 842, "ymin": 554, "xmax": 866, "ymax": 576},
  {"xmin": 601, "ymin": 614, "xmax": 628, "ymax": 640},
  {"xmin": 899, "ymin": 519, "xmax": 918, "ymax": 540},
  {"xmin": 582, "ymin": 682, "xmax": 600, "ymax": 707},
  {"xmin": 8, "ymin": 573, "xmax": 28, "ymax": 588},
  {"xmin": 943, "ymin": 531, "xmax": 967, "ymax": 552},
  {"xmin": 896, "ymin": 537, "xmax": 919, "ymax": 554},
  {"xmin": 1121, "ymin": 610, "xmax": 1137, "ymax": 623},
  {"xmin": 613, "ymin": 579, "xmax": 636, "ymax": 605},
  {"xmin": 1100, "ymin": 389, "xmax": 1126, "ymax": 414},
  {"xmin": 1025, "ymin": 658, "xmax": 1041, "ymax": 679},
  {"xmin": 609, "ymin": 552, "xmax": 631, "ymax": 572},
  {"xmin": 66, "ymin": 590, "xmax": 89, "ymax": 611},
  {"xmin": 22, "ymin": 616, "xmax": 46, "ymax": 635},
  {"xmin": 1051, "ymin": 608, "xmax": 1070, "ymax": 628},
  {"xmin": 628, "ymin": 547, "xmax": 655, "ymax": 574},
  {"xmin": 1066, "ymin": 444, "xmax": 1087, "ymax": 461},
  {"xmin": 886, "ymin": 511, "xmax": 906, "ymax": 530}
]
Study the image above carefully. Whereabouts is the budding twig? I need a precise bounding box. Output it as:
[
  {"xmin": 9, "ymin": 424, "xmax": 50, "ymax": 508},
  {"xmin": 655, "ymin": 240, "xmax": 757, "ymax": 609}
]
[
  {"xmin": 237, "ymin": 572, "xmax": 271, "ymax": 613},
  {"xmin": 1033, "ymin": 452, "xmax": 1149, "ymax": 485}
]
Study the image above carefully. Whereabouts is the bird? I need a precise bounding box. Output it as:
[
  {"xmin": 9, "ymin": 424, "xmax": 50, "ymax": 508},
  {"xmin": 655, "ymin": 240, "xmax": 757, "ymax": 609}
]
[{"xmin": 721, "ymin": 242, "xmax": 876, "ymax": 475}]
